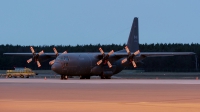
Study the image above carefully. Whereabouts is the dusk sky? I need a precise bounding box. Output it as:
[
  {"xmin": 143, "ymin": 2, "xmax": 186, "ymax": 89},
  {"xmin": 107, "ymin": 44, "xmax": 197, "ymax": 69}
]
[{"xmin": 0, "ymin": 0, "xmax": 199, "ymax": 46}]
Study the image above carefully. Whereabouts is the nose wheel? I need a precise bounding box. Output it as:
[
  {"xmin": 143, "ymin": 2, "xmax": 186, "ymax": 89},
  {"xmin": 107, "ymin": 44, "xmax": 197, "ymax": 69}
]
[{"xmin": 61, "ymin": 75, "xmax": 68, "ymax": 80}]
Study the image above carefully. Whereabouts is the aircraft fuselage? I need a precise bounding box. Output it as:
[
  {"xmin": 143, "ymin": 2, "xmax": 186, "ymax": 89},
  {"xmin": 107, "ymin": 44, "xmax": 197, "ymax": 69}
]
[{"xmin": 51, "ymin": 53, "xmax": 125, "ymax": 77}]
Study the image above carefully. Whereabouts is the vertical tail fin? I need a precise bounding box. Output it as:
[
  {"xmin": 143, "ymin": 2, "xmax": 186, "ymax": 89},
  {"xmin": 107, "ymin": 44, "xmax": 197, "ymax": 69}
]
[{"xmin": 127, "ymin": 17, "xmax": 139, "ymax": 52}]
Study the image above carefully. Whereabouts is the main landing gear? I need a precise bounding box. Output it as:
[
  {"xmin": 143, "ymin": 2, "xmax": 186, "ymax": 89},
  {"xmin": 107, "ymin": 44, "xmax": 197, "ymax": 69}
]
[
  {"xmin": 80, "ymin": 76, "xmax": 90, "ymax": 79},
  {"xmin": 100, "ymin": 76, "xmax": 111, "ymax": 79},
  {"xmin": 100, "ymin": 74, "xmax": 111, "ymax": 79}
]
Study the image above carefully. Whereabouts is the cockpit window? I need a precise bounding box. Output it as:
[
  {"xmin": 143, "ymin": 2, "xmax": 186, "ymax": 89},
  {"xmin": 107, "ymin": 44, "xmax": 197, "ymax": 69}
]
[
  {"xmin": 56, "ymin": 56, "xmax": 69, "ymax": 61},
  {"xmin": 56, "ymin": 57, "xmax": 61, "ymax": 60}
]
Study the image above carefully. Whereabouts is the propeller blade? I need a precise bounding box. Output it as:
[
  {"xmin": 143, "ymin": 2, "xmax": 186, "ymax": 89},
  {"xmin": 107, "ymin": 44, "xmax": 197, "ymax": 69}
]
[
  {"xmin": 123, "ymin": 45, "xmax": 140, "ymax": 68},
  {"xmin": 133, "ymin": 50, "xmax": 140, "ymax": 56},
  {"xmin": 97, "ymin": 48, "xmax": 113, "ymax": 68},
  {"xmin": 108, "ymin": 50, "xmax": 114, "ymax": 56},
  {"xmin": 37, "ymin": 61, "xmax": 41, "ymax": 67},
  {"xmin": 99, "ymin": 48, "xmax": 104, "ymax": 55},
  {"xmin": 132, "ymin": 60, "xmax": 137, "ymax": 68},
  {"xmin": 125, "ymin": 46, "xmax": 130, "ymax": 54},
  {"xmin": 97, "ymin": 59, "xmax": 103, "ymax": 65},
  {"xmin": 27, "ymin": 58, "xmax": 32, "ymax": 63},
  {"xmin": 27, "ymin": 47, "xmax": 43, "ymax": 67},
  {"xmin": 121, "ymin": 58, "xmax": 127, "ymax": 64},
  {"xmin": 49, "ymin": 59, "xmax": 55, "ymax": 65},
  {"xmin": 38, "ymin": 50, "xmax": 44, "ymax": 55},
  {"xmin": 30, "ymin": 47, "xmax": 35, "ymax": 54},
  {"xmin": 107, "ymin": 61, "xmax": 112, "ymax": 68},
  {"xmin": 53, "ymin": 47, "xmax": 58, "ymax": 56}
]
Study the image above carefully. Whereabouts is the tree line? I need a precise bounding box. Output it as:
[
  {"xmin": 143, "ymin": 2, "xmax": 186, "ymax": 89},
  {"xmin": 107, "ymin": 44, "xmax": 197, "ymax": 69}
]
[{"xmin": 0, "ymin": 43, "xmax": 199, "ymax": 72}]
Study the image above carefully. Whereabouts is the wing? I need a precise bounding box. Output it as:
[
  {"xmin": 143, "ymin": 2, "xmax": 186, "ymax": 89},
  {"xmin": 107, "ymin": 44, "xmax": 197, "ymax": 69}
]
[
  {"xmin": 113, "ymin": 52, "xmax": 195, "ymax": 58},
  {"xmin": 3, "ymin": 53, "xmax": 58, "ymax": 56},
  {"xmin": 139, "ymin": 52, "xmax": 196, "ymax": 57},
  {"xmin": 4, "ymin": 52, "xmax": 195, "ymax": 59},
  {"xmin": 110, "ymin": 51, "xmax": 195, "ymax": 68},
  {"xmin": 3, "ymin": 52, "xmax": 63, "ymax": 67}
]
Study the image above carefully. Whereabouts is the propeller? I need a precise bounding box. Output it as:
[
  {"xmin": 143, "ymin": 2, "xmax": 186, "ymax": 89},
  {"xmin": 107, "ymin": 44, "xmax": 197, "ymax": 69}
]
[
  {"xmin": 97, "ymin": 48, "xmax": 114, "ymax": 68},
  {"xmin": 121, "ymin": 46, "xmax": 140, "ymax": 68},
  {"xmin": 27, "ymin": 46, "xmax": 44, "ymax": 67},
  {"xmin": 49, "ymin": 47, "xmax": 67, "ymax": 65}
]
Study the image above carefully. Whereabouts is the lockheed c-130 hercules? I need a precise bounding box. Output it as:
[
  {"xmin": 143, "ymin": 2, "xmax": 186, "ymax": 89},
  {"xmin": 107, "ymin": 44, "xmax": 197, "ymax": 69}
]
[{"xmin": 4, "ymin": 17, "xmax": 195, "ymax": 80}]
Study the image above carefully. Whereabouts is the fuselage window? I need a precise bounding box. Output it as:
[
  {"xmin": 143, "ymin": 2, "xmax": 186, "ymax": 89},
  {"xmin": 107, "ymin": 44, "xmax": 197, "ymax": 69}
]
[{"xmin": 57, "ymin": 56, "xmax": 65, "ymax": 60}]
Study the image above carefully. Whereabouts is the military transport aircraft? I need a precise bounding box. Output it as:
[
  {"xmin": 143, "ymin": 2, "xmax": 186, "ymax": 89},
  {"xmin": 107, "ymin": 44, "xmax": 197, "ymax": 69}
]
[{"xmin": 4, "ymin": 17, "xmax": 195, "ymax": 80}]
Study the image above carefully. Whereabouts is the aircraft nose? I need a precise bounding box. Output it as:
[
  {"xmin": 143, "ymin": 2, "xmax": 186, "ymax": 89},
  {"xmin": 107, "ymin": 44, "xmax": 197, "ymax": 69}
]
[{"xmin": 51, "ymin": 63, "xmax": 62, "ymax": 74}]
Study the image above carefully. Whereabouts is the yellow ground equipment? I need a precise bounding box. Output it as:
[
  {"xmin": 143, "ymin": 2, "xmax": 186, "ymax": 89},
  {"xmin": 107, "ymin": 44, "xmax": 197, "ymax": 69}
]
[{"xmin": 6, "ymin": 67, "xmax": 38, "ymax": 78}]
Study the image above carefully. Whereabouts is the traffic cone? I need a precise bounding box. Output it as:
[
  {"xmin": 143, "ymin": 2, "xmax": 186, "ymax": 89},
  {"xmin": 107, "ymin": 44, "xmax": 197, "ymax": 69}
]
[
  {"xmin": 44, "ymin": 77, "xmax": 47, "ymax": 80},
  {"xmin": 196, "ymin": 77, "xmax": 198, "ymax": 80}
]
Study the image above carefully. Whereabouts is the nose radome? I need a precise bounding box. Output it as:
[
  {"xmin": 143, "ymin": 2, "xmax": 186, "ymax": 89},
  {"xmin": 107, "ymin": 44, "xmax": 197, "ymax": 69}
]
[
  {"xmin": 51, "ymin": 64, "xmax": 56, "ymax": 71},
  {"xmin": 51, "ymin": 63, "xmax": 62, "ymax": 74}
]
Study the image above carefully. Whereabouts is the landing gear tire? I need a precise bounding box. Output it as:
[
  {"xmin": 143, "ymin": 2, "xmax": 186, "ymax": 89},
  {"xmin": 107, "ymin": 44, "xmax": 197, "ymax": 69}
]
[
  {"xmin": 61, "ymin": 75, "xmax": 64, "ymax": 80},
  {"xmin": 80, "ymin": 76, "xmax": 84, "ymax": 79},
  {"xmin": 105, "ymin": 76, "xmax": 111, "ymax": 79},
  {"xmin": 20, "ymin": 75, "xmax": 24, "ymax": 78},
  {"xmin": 86, "ymin": 76, "xmax": 90, "ymax": 79},
  {"xmin": 100, "ymin": 76, "xmax": 105, "ymax": 79},
  {"xmin": 100, "ymin": 75, "xmax": 111, "ymax": 79},
  {"xmin": 8, "ymin": 75, "xmax": 12, "ymax": 78},
  {"xmin": 61, "ymin": 75, "xmax": 68, "ymax": 80},
  {"xmin": 64, "ymin": 75, "xmax": 68, "ymax": 80},
  {"xmin": 80, "ymin": 76, "xmax": 90, "ymax": 79}
]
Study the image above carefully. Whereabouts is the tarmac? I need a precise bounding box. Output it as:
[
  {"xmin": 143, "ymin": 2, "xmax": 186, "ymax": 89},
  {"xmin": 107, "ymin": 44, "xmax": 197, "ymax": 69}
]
[{"xmin": 1, "ymin": 79, "xmax": 200, "ymax": 112}]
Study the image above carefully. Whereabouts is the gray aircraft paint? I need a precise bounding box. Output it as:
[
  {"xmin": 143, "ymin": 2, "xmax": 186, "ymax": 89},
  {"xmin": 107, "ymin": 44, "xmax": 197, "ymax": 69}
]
[
  {"xmin": 52, "ymin": 53, "xmax": 122, "ymax": 76},
  {"xmin": 127, "ymin": 17, "xmax": 139, "ymax": 52}
]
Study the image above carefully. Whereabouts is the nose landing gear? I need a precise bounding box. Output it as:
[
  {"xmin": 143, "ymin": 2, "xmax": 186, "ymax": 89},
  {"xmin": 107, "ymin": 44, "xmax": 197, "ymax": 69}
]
[{"xmin": 61, "ymin": 75, "xmax": 68, "ymax": 80}]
